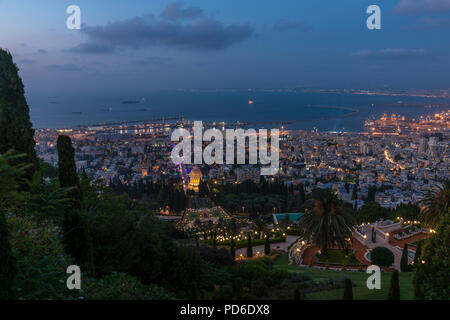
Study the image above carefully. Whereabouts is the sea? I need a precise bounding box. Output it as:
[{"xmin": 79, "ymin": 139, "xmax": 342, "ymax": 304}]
[{"xmin": 27, "ymin": 91, "xmax": 450, "ymax": 132}]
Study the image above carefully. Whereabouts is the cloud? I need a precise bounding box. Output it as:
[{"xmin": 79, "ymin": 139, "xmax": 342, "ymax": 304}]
[
  {"xmin": 132, "ymin": 56, "xmax": 173, "ymax": 66},
  {"xmin": 161, "ymin": 1, "xmax": 203, "ymax": 20},
  {"xmin": 37, "ymin": 49, "xmax": 48, "ymax": 54},
  {"xmin": 47, "ymin": 64, "xmax": 81, "ymax": 72},
  {"xmin": 393, "ymin": 0, "xmax": 450, "ymax": 15},
  {"xmin": 18, "ymin": 59, "xmax": 36, "ymax": 65},
  {"xmin": 67, "ymin": 12, "xmax": 253, "ymax": 52},
  {"xmin": 65, "ymin": 42, "xmax": 116, "ymax": 54},
  {"xmin": 415, "ymin": 16, "xmax": 450, "ymax": 28},
  {"xmin": 273, "ymin": 20, "xmax": 311, "ymax": 32},
  {"xmin": 351, "ymin": 48, "xmax": 426, "ymax": 59}
]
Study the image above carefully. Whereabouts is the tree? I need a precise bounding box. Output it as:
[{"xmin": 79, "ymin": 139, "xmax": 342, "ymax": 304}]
[
  {"xmin": 343, "ymin": 278, "xmax": 353, "ymax": 300},
  {"xmin": 264, "ymin": 234, "xmax": 271, "ymax": 255},
  {"xmin": 230, "ymin": 238, "xmax": 236, "ymax": 260},
  {"xmin": 0, "ymin": 207, "xmax": 17, "ymax": 299},
  {"xmin": 0, "ymin": 49, "xmax": 37, "ymax": 170},
  {"xmin": 413, "ymin": 213, "xmax": 450, "ymax": 300},
  {"xmin": 413, "ymin": 240, "xmax": 422, "ymax": 267},
  {"xmin": 57, "ymin": 135, "xmax": 94, "ymax": 274},
  {"xmin": 299, "ymin": 188, "xmax": 355, "ymax": 256},
  {"xmin": 247, "ymin": 235, "xmax": 253, "ymax": 258},
  {"xmin": 370, "ymin": 247, "xmax": 394, "ymax": 269},
  {"xmin": 420, "ymin": 180, "xmax": 450, "ymax": 228},
  {"xmin": 294, "ymin": 286, "xmax": 305, "ymax": 300},
  {"xmin": 57, "ymin": 135, "xmax": 82, "ymax": 209},
  {"xmin": 357, "ymin": 202, "xmax": 389, "ymax": 224},
  {"xmin": 400, "ymin": 243, "xmax": 410, "ymax": 272},
  {"xmin": 388, "ymin": 270, "xmax": 400, "ymax": 300}
]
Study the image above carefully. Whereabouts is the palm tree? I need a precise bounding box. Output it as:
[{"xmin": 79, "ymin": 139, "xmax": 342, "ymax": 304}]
[
  {"xmin": 298, "ymin": 188, "xmax": 355, "ymax": 256},
  {"xmin": 420, "ymin": 180, "xmax": 450, "ymax": 228}
]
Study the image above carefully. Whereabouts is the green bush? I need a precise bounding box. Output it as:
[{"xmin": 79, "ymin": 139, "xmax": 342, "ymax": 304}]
[
  {"xmin": 7, "ymin": 213, "xmax": 72, "ymax": 299},
  {"xmin": 82, "ymin": 273, "xmax": 174, "ymax": 300},
  {"xmin": 370, "ymin": 247, "xmax": 394, "ymax": 268}
]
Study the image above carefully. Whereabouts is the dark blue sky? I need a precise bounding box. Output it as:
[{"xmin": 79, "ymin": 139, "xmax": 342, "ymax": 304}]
[{"xmin": 1, "ymin": 0, "xmax": 449, "ymax": 96}]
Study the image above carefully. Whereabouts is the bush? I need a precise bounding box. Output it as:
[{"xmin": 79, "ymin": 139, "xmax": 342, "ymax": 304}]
[
  {"xmin": 8, "ymin": 213, "xmax": 72, "ymax": 299},
  {"xmin": 232, "ymin": 260, "xmax": 267, "ymax": 285},
  {"xmin": 370, "ymin": 247, "xmax": 394, "ymax": 268},
  {"xmin": 82, "ymin": 273, "xmax": 173, "ymax": 300},
  {"xmin": 196, "ymin": 246, "xmax": 234, "ymax": 266},
  {"xmin": 250, "ymin": 279, "xmax": 268, "ymax": 297},
  {"xmin": 413, "ymin": 214, "xmax": 450, "ymax": 300}
]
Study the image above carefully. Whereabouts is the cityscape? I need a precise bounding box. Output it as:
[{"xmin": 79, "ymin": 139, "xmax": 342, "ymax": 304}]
[{"xmin": 0, "ymin": 0, "xmax": 449, "ymax": 312}]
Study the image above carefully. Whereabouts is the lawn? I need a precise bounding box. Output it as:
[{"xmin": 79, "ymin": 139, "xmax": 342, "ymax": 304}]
[{"xmin": 274, "ymin": 253, "xmax": 415, "ymax": 300}]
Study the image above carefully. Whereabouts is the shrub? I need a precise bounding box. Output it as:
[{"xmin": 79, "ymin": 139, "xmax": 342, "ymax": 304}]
[
  {"xmin": 413, "ymin": 214, "xmax": 450, "ymax": 300},
  {"xmin": 196, "ymin": 246, "xmax": 234, "ymax": 266},
  {"xmin": 8, "ymin": 213, "xmax": 72, "ymax": 299},
  {"xmin": 250, "ymin": 279, "xmax": 268, "ymax": 297},
  {"xmin": 82, "ymin": 273, "xmax": 173, "ymax": 300},
  {"xmin": 370, "ymin": 247, "xmax": 394, "ymax": 268}
]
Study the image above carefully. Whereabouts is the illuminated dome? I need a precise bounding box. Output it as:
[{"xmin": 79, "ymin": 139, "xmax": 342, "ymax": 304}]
[{"xmin": 188, "ymin": 167, "xmax": 202, "ymax": 192}]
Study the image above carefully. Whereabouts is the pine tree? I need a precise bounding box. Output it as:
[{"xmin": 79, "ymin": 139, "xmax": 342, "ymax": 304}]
[
  {"xmin": 246, "ymin": 235, "xmax": 253, "ymax": 258},
  {"xmin": 264, "ymin": 234, "xmax": 271, "ymax": 255},
  {"xmin": 400, "ymin": 243, "xmax": 409, "ymax": 272},
  {"xmin": 0, "ymin": 49, "xmax": 38, "ymax": 171},
  {"xmin": 0, "ymin": 207, "xmax": 17, "ymax": 299},
  {"xmin": 388, "ymin": 270, "xmax": 400, "ymax": 300},
  {"xmin": 343, "ymin": 278, "xmax": 353, "ymax": 300}
]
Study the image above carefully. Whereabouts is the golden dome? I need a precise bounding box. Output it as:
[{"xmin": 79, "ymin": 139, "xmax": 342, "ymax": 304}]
[
  {"xmin": 189, "ymin": 167, "xmax": 202, "ymax": 178},
  {"xmin": 188, "ymin": 167, "xmax": 202, "ymax": 192}
]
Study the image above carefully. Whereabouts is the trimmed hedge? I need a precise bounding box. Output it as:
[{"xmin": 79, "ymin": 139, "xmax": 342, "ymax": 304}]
[{"xmin": 207, "ymin": 236, "xmax": 286, "ymax": 249}]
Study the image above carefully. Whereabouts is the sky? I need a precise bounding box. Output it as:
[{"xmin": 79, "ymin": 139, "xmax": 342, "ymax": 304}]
[{"xmin": 0, "ymin": 0, "xmax": 449, "ymax": 97}]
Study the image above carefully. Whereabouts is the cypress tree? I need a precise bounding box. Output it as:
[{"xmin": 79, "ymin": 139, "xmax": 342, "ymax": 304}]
[
  {"xmin": 413, "ymin": 240, "xmax": 422, "ymax": 267},
  {"xmin": 388, "ymin": 270, "xmax": 400, "ymax": 300},
  {"xmin": 400, "ymin": 243, "xmax": 409, "ymax": 272},
  {"xmin": 0, "ymin": 207, "xmax": 17, "ymax": 299},
  {"xmin": 230, "ymin": 238, "xmax": 236, "ymax": 260},
  {"xmin": 246, "ymin": 235, "xmax": 253, "ymax": 258},
  {"xmin": 294, "ymin": 286, "xmax": 305, "ymax": 300},
  {"xmin": 57, "ymin": 135, "xmax": 82, "ymax": 208},
  {"xmin": 0, "ymin": 49, "xmax": 38, "ymax": 171},
  {"xmin": 235, "ymin": 278, "xmax": 244, "ymax": 300},
  {"xmin": 264, "ymin": 234, "xmax": 270, "ymax": 255},
  {"xmin": 57, "ymin": 135, "xmax": 94, "ymax": 274},
  {"xmin": 343, "ymin": 278, "xmax": 353, "ymax": 300}
]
